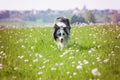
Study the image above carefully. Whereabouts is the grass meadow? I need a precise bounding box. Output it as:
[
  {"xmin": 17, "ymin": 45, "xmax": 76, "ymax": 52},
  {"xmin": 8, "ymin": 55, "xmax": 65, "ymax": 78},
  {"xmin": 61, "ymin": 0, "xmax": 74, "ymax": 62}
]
[{"xmin": 0, "ymin": 24, "xmax": 120, "ymax": 80}]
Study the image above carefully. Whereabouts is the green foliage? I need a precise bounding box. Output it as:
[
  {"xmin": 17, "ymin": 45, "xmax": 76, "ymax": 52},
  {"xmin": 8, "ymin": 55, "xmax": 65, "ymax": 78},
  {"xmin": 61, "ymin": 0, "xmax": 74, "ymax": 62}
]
[
  {"xmin": 85, "ymin": 11, "xmax": 96, "ymax": 23},
  {"xmin": 104, "ymin": 16, "xmax": 111, "ymax": 23},
  {"xmin": 112, "ymin": 13, "xmax": 120, "ymax": 23},
  {"xmin": 71, "ymin": 15, "xmax": 85, "ymax": 24},
  {"xmin": 0, "ymin": 24, "xmax": 120, "ymax": 80}
]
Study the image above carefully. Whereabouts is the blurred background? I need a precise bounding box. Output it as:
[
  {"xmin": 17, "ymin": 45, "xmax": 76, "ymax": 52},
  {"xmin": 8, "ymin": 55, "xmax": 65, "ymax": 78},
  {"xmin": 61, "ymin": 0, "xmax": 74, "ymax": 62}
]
[{"xmin": 0, "ymin": 0, "xmax": 120, "ymax": 27}]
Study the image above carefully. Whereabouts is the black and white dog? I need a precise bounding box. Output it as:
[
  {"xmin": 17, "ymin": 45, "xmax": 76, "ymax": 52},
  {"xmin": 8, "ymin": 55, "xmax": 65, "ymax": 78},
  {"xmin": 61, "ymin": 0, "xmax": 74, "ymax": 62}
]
[{"xmin": 53, "ymin": 17, "xmax": 71, "ymax": 50}]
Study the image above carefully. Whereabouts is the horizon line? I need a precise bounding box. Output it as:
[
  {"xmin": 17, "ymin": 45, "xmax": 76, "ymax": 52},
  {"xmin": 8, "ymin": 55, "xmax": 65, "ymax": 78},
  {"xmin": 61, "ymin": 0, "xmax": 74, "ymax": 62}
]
[{"xmin": 0, "ymin": 8, "xmax": 120, "ymax": 11}]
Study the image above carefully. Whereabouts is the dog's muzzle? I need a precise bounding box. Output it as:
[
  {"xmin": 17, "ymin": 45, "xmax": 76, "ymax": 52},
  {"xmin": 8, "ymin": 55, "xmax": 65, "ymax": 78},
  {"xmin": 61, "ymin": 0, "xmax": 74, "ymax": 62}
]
[{"xmin": 61, "ymin": 38, "xmax": 63, "ymax": 43}]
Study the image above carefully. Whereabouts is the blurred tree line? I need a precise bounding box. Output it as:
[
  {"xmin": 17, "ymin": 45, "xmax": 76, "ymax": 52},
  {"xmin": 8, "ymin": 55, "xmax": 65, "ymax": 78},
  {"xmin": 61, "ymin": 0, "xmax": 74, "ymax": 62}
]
[
  {"xmin": 71, "ymin": 11, "xmax": 96, "ymax": 24},
  {"xmin": 0, "ymin": 9, "xmax": 120, "ymax": 24},
  {"xmin": 70, "ymin": 10, "xmax": 120, "ymax": 24}
]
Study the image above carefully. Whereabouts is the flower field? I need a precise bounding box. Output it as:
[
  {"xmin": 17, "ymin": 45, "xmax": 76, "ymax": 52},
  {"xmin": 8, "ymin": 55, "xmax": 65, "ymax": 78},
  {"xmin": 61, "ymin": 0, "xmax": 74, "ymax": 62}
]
[{"xmin": 0, "ymin": 25, "xmax": 120, "ymax": 80}]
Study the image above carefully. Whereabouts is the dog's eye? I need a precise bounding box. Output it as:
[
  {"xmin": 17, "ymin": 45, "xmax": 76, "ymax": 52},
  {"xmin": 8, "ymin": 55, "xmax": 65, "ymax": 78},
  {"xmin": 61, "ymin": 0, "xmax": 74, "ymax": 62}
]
[
  {"xmin": 63, "ymin": 33, "xmax": 65, "ymax": 35},
  {"xmin": 58, "ymin": 33, "xmax": 61, "ymax": 36}
]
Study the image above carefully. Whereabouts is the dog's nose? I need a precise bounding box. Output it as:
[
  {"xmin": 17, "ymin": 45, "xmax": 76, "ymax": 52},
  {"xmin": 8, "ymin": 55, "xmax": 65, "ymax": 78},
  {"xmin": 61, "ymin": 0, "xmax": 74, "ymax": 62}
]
[{"xmin": 61, "ymin": 38, "xmax": 63, "ymax": 42}]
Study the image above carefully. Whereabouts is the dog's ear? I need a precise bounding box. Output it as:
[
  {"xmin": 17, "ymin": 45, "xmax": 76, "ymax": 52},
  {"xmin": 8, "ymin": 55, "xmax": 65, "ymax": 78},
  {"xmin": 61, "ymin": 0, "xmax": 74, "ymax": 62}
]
[
  {"xmin": 63, "ymin": 27, "xmax": 70, "ymax": 35},
  {"xmin": 65, "ymin": 18, "xmax": 70, "ymax": 26},
  {"xmin": 65, "ymin": 18, "xmax": 71, "ymax": 30},
  {"xmin": 54, "ymin": 24, "xmax": 59, "ymax": 29},
  {"xmin": 53, "ymin": 24, "xmax": 59, "ymax": 41}
]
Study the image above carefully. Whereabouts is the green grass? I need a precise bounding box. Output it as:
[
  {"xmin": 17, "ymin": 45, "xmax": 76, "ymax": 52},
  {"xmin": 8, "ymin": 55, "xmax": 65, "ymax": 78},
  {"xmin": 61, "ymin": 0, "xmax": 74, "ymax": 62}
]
[{"xmin": 0, "ymin": 24, "xmax": 120, "ymax": 80}]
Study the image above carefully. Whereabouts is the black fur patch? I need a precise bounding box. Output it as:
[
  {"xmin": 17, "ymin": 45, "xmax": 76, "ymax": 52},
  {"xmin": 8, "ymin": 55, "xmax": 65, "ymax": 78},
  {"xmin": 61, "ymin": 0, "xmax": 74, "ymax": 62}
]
[
  {"xmin": 53, "ymin": 24, "xmax": 59, "ymax": 41},
  {"xmin": 56, "ymin": 17, "xmax": 71, "ymax": 30},
  {"xmin": 63, "ymin": 27, "xmax": 69, "ymax": 35}
]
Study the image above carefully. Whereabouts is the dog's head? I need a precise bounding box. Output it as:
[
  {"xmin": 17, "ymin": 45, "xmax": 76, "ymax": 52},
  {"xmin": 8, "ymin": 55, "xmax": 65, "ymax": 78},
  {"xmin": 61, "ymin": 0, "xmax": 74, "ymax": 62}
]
[
  {"xmin": 53, "ymin": 17, "xmax": 71, "ymax": 42},
  {"xmin": 54, "ymin": 25, "xmax": 69, "ymax": 43}
]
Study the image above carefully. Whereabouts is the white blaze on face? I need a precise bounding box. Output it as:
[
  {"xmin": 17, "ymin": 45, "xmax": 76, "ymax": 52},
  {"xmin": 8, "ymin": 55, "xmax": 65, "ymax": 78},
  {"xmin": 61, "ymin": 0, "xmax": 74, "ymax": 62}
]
[
  {"xmin": 60, "ymin": 28, "xmax": 64, "ymax": 41},
  {"xmin": 56, "ymin": 27, "xmax": 65, "ymax": 42},
  {"xmin": 59, "ymin": 28, "xmax": 64, "ymax": 42},
  {"xmin": 56, "ymin": 22, "xmax": 66, "ymax": 27}
]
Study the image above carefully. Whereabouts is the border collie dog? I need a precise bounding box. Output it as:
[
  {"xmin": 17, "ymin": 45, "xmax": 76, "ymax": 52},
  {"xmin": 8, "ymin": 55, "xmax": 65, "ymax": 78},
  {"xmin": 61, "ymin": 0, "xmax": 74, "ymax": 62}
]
[{"xmin": 53, "ymin": 17, "xmax": 71, "ymax": 50}]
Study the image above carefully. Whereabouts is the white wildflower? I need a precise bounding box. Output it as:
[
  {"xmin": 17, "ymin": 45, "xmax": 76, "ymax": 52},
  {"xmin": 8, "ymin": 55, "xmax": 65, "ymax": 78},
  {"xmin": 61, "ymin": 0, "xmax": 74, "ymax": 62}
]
[
  {"xmin": 88, "ymin": 50, "xmax": 92, "ymax": 53},
  {"xmin": 63, "ymin": 50, "xmax": 69, "ymax": 55},
  {"xmin": 35, "ymin": 53, "xmax": 43, "ymax": 58},
  {"xmin": 51, "ymin": 67, "xmax": 56, "ymax": 71},
  {"xmin": 111, "ymin": 53, "xmax": 115, "ymax": 56},
  {"xmin": 89, "ymin": 34, "xmax": 92, "ymax": 36},
  {"xmin": 76, "ymin": 65, "xmax": 82, "ymax": 69},
  {"xmin": 21, "ymin": 45, "xmax": 25, "ymax": 48},
  {"xmin": 0, "ymin": 51, "xmax": 4, "ymax": 54},
  {"xmin": 96, "ymin": 57, "xmax": 101, "ymax": 62},
  {"xmin": 83, "ymin": 60, "xmax": 89, "ymax": 64},
  {"xmin": 55, "ymin": 63, "xmax": 59, "ymax": 66},
  {"xmin": 78, "ymin": 61, "xmax": 82, "ymax": 65},
  {"xmin": 24, "ymin": 59, "xmax": 29, "ymax": 63},
  {"xmin": 89, "ymin": 78, "xmax": 92, "ymax": 80},
  {"xmin": 103, "ymin": 59, "xmax": 109, "ymax": 63},
  {"xmin": 104, "ymin": 40, "xmax": 107, "ymax": 43},
  {"xmin": 91, "ymin": 68, "xmax": 101, "ymax": 76},
  {"xmin": 88, "ymin": 48, "xmax": 95, "ymax": 53},
  {"xmin": 69, "ymin": 75, "xmax": 72, "ymax": 79},
  {"xmin": 38, "ymin": 77, "xmax": 42, "ymax": 80},
  {"xmin": 116, "ymin": 34, "xmax": 120, "ymax": 39},
  {"xmin": 97, "ymin": 45, "xmax": 101, "ymax": 48},
  {"xmin": 31, "ymin": 46, "xmax": 35, "ymax": 50},
  {"xmin": 60, "ymin": 63, "xmax": 64, "ymax": 66},
  {"xmin": 9, "ymin": 35, "xmax": 12, "ymax": 38},
  {"xmin": 14, "ymin": 67, "xmax": 18, "ymax": 70},
  {"xmin": 3, "ymin": 53, "xmax": 6, "ymax": 56},
  {"xmin": 115, "ymin": 46, "xmax": 120, "ymax": 49},
  {"xmin": 109, "ymin": 51, "xmax": 115, "ymax": 56},
  {"xmin": 33, "ymin": 58, "xmax": 38, "ymax": 62},
  {"xmin": 39, "ymin": 54, "xmax": 43, "ymax": 58},
  {"xmin": 60, "ymin": 54, "xmax": 64, "ymax": 57},
  {"xmin": 75, "ymin": 37, "xmax": 78, "ymax": 40},
  {"xmin": 116, "ymin": 26, "xmax": 119, "ymax": 31},
  {"xmin": 1, "ymin": 46, "xmax": 4, "ymax": 48},
  {"xmin": 0, "ymin": 64, "xmax": 3, "ymax": 69},
  {"xmin": 35, "ymin": 53, "xmax": 39, "ymax": 57},
  {"xmin": 18, "ymin": 55, "xmax": 24, "ymax": 59},
  {"xmin": 76, "ymin": 49, "xmax": 79, "ymax": 52},
  {"xmin": 111, "ymin": 51, "xmax": 114, "ymax": 54},
  {"xmin": 12, "ymin": 76, "xmax": 17, "ymax": 79},
  {"xmin": 66, "ymin": 72, "xmax": 70, "ymax": 75},
  {"xmin": 72, "ymin": 61, "xmax": 75, "ymax": 64},
  {"xmin": 73, "ymin": 72, "xmax": 77, "ymax": 75},
  {"xmin": 93, "ymin": 41, "xmax": 96, "ymax": 44},
  {"xmin": 91, "ymin": 48, "xmax": 95, "ymax": 51},
  {"xmin": 29, "ymin": 64, "xmax": 32, "ymax": 67},
  {"xmin": 43, "ymin": 59, "xmax": 49, "ymax": 64},
  {"xmin": 29, "ymin": 35, "xmax": 32, "ymax": 38},
  {"xmin": 41, "ymin": 65, "xmax": 45, "ymax": 69},
  {"xmin": 92, "ymin": 62, "xmax": 95, "ymax": 64},
  {"xmin": 60, "ymin": 50, "xmax": 72, "ymax": 57},
  {"xmin": 38, "ymin": 71, "xmax": 43, "ymax": 75},
  {"xmin": 69, "ymin": 56, "xmax": 74, "ymax": 59}
]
